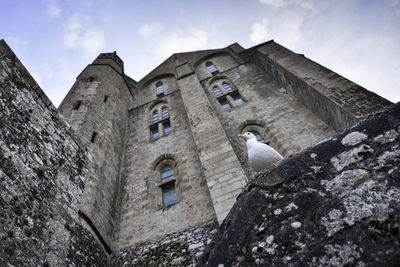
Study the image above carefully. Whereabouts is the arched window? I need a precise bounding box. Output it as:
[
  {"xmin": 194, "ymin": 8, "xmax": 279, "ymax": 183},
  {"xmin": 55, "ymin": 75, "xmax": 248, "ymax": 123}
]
[
  {"xmin": 206, "ymin": 61, "xmax": 218, "ymax": 74},
  {"xmin": 222, "ymin": 82, "xmax": 233, "ymax": 93},
  {"xmin": 250, "ymin": 130, "xmax": 265, "ymax": 143},
  {"xmin": 163, "ymin": 121, "xmax": 172, "ymax": 135},
  {"xmin": 162, "ymin": 107, "xmax": 169, "ymax": 119},
  {"xmin": 219, "ymin": 98, "xmax": 231, "ymax": 111},
  {"xmin": 149, "ymin": 105, "xmax": 172, "ymax": 141},
  {"xmin": 153, "ymin": 110, "xmax": 159, "ymax": 123},
  {"xmin": 213, "ymin": 86, "xmax": 223, "ymax": 97},
  {"xmin": 160, "ymin": 164, "xmax": 177, "ymax": 206},
  {"xmin": 156, "ymin": 81, "xmax": 164, "ymax": 97},
  {"xmin": 161, "ymin": 165, "xmax": 174, "ymax": 182},
  {"xmin": 232, "ymin": 93, "xmax": 244, "ymax": 106}
]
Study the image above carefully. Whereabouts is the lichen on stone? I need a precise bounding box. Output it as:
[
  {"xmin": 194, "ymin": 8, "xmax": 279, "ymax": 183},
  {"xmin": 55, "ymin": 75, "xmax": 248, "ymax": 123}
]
[
  {"xmin": 341, "ymin": 131, "xmax": 368, "ymax": 146},
  {"xmin": 330, "ymin": 145, "xmax": 374, "ymax": 171}
]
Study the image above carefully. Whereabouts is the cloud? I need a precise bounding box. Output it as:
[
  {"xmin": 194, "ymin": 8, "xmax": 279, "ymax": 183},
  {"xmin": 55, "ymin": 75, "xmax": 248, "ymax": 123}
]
[
  {"xmin": 259, "ymin": 0, "xmax": 315, "ymax": 11},
  {"xmin": 47, "ymin": 4, "xmax": 61, "ymax": 18},
  {"xmin": 250, "ymin": 14, "xmax": 303, "ymax": 48},
  {"xmin": 63, "ymin": 13, "xmax": 105, "ymax": 54},
  {"xmin": 259, "ymin": 0, "xmax": 285, "ymax": 8},
  {"xmin": 154, "ymin": 29, "xmax": 208, "ymax": 59},
  {"xmin": 138, "ymin": 23, "xmax": 163, "ymax": 37},
  {"xmin": 250, "ymin": 18, "xmax": 269, "ymax": 43}
]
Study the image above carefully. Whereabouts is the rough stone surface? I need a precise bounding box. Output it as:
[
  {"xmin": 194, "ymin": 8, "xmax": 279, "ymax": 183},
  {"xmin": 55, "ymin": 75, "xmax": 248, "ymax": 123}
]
[
  {"xmin": 111, "ymin": 220, "xmax": 218, "ymax": 266},
  {"xmin": 198, "ymin": 102, "xmax": 400, "ymax": 266},
  {"xmin": 0, "ymin": 40, "xmax": 107, "ymax": 266}
]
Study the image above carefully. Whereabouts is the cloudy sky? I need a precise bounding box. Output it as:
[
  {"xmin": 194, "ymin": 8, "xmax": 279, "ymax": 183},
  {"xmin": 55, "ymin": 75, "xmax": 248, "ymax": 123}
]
[{"xmin": 2, "ymin": 0, "xmax": 399, "ymax": 106}]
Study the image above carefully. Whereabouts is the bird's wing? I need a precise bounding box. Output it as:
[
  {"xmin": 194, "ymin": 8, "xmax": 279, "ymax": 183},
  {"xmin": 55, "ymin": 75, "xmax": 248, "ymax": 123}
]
[{"xmin": 248, "ymin": 142, "xmax": 283, "ymax": 171}]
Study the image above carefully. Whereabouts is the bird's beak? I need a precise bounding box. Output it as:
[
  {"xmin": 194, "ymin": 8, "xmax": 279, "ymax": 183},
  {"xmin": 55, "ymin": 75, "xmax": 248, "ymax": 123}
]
[{"xmin": 238, "ymin": 134, "xmax": 245, "ymax": 138}]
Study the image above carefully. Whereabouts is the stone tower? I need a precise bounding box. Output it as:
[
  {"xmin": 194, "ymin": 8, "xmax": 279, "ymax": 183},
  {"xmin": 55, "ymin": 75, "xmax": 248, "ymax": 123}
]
[{"xmin": 58, "ymin": 52, "xmax": 133, "ymax": 248}]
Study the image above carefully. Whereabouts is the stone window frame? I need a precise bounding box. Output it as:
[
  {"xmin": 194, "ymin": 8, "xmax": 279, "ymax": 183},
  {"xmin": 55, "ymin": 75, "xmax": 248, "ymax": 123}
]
[
  {"xmin": 149, "ymin": 103, "xmax": 172, "ymax": 142},
  {"xmin": 209, "ymin": 77, "xmax": 246, "ymax": 111},
  {"xmin": 153, "ymin": 157, "xmax": 180, "ymax": 209}
]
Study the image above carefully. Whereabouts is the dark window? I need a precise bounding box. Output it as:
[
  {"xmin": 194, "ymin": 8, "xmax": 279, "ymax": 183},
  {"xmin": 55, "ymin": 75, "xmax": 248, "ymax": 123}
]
[
  {"xmin": 153, "ymin": 110, "xmax": 159, "ymax": 123},
  {"xmin": 162, "ymin": 183, "xmax": 177, "ymax": 206},
  {"xmin": 151, "ymin": 126, "xmax": 159, "ymax": 141},
  {"xmin": 206, "ymin": 61, "xmax": 218, "ymax": 74},
  {"xmin": 156, "ymin": 81, "xmax": 164, "ymax": 97},
  {"xmin": 103, "ymin": 95, "xmax": 109, "ymax": 103},
  {"xmin": 232, "ymin": 94, "xmax": 244, "ymax": 105},
  {"xmin": 250, "ymin": 130, "xmax": 265, "ymax": 143},
  {"xmin": 73, "ymin": 100, "xmax": 82, "ymax": 110},
  {"xmin": 90, "ymin": 132, "xmax": 97, "ymax": 143},
  {"xmin": 213, "ymin": 86, "xmax": 223, "ymax": 97},
  {"xmin": 163, "ymin": 121, "xmax": 172, "ymax": 135},
  {"xmin": 219, "ymin": 98, "xmax": 231, "ymax": 111},
  {"xmin": 222, "ymin": 82, "xmax": 233, "ymax": 93},
  {"xmin": 162, "ymin": 107, "xmax": 169, "ymax": 119},
  {"xmin": 161, "ymin": 165, "xmax": 174, "ymax": 182}
]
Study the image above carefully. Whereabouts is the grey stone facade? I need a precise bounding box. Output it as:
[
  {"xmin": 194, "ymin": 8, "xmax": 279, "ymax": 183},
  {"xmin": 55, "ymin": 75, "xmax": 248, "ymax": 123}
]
[{"xmin": 0, "ymin": 38, "xmax": 395, "ymax": 266}]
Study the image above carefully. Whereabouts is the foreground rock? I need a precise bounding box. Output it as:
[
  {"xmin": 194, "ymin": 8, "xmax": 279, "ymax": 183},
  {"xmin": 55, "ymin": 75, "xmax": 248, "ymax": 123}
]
[{"xmin": 199, "ymin": 102, "xmax": 400, "ymax": 266}]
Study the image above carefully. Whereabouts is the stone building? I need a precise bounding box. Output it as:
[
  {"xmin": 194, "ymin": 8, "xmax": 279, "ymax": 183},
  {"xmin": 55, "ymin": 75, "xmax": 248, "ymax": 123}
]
[{"xmin": 0, "ymin": 39, "xmax": 395, "ymax": 266}]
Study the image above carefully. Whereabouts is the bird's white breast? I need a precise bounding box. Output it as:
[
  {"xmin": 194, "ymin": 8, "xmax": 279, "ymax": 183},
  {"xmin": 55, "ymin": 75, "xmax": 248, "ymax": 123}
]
[{"xmin": 247, "ymin": 140, "xmax": 283, "ymax": 172}]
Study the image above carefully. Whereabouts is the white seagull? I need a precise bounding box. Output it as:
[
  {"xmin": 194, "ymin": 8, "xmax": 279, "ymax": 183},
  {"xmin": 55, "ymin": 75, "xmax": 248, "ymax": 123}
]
[{"xmin": 239, "ymin": 132, "xmax": 283, "ymax": 171}]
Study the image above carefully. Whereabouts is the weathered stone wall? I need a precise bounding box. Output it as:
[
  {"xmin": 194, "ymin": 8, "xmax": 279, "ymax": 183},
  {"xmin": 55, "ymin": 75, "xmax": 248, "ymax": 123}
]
[
  {"xmin": 0, "ymin": 40, "xmax": 107, "ymax": 266},
  {"xmin": 111, "ymin": 219, "xmax": 218, "ymax": 266},
  {"xmin": 245, "ymin": 41, "xmax": 393, "ymax": 132},
  {"xmin": 199, "ymin": 102, "xmax": 400, "ymax": 266},
  {"xmin": 113, "ymin": 90, "xmax": 216, "ymax": 248},
  {"xmin": 58, "ymin": 54, "xmax": 132, "ymax": 248},
  {"xmin": 177, "ymin": 66, "xmax": 248, "ymax": 224},
  {"xmin": 136, "ymin": 74, "xmax": 179, "ymax": 107},
  {"xmin": 199, "ymin": 58, "xmax": 337, "ymax": 178}
]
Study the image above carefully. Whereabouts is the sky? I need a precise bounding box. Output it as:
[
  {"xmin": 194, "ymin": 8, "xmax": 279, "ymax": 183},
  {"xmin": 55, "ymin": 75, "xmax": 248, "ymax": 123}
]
[{"xmin": 1, "ymin": 0, "xmax": 399, "ymax": 107}]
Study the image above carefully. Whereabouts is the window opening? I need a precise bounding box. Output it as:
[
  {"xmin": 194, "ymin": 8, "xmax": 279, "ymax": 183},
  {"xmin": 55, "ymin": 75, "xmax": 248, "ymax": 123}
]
[
  {"xmin": 90, "ymin": 132, "xmax": 97, "ymax": 143},
  {"xmin": 250, "ymin": 130, "xmax": 265, "ymax": 143},
  {"xmin": 162, "ymin": 107, "xmax": 169, "ymax": 119},
  {"xmin": 222, "ymin": 82, "xmax": 233, "ymax": 93},
  {"xmin": 156, "ymin": 81, "xmax": 164, "ymax": 97},
  {"xmin": 162, "ymin": 183, "xmax": 177, "ymax": 206},
  {"xmin": 219, "ymin": 98, "xmax": 231, "ymax": 111},
  {"xmin": 232, "ymin": 94, "xmax": 244, "ymax": 106},
  {"xmin": 206, "ymin": 62, "xmax": 218, "ymax": 74},
  {"xmin": 161, "ymin": 165, "xmax": 174, "ymax": 183},
  {"xmin": 153, "ymin": 110, "xmax": 159, "ymax": 123},
  {"xmin": 213, "ymin": 86, "xmax": 223, "ymax": 97},
  {"xmin": 163, "ymin": 121, "xmax": 172, "ymax": 135},
  {"xmin": 151, "ymin": 126, "xmax": 159, "ymax": 141},
  {"xmin": 73, "ymin": 100, "xmax": 82, "ymax": 110}
]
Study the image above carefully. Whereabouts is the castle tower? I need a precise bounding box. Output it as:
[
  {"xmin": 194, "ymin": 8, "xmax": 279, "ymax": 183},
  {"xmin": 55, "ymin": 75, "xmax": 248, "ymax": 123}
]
[{"xmin": 58, "ymin": 52, "xmax": 134, "ymax": 249}]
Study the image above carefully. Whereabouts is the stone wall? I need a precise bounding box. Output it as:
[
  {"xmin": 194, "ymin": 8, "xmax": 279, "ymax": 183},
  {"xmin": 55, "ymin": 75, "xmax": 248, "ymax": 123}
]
[
  {"xmin": 0, "ymin": 40, "xmax": 107, "ymax": 266},
  {"xmin": 113, "ymin": 90, "xmax": 216, "ymax": 248},
  {"xmin": 58, "ymin": 54, "xmax": 132, "ymax": 248},
  {"xmin": 199, "ymin": 102, "xmax": 400, "ymax": 266},
  {"xmin": 244, "ymin": 41, "xmax": 393, "ymax": 132},
  {"xmin": 111, "ymin": 219, "xmax": 218, "ymax": 266}
]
